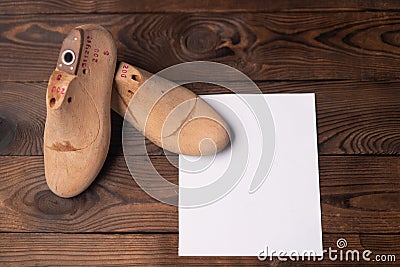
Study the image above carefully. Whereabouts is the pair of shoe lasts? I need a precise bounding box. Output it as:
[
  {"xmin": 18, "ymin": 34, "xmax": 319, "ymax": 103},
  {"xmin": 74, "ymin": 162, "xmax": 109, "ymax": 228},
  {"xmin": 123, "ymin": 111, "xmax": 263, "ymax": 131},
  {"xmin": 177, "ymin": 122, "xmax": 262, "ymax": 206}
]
[{"xmin": 44, "ymin": 25, "xmax": 230, "ymax": 198}]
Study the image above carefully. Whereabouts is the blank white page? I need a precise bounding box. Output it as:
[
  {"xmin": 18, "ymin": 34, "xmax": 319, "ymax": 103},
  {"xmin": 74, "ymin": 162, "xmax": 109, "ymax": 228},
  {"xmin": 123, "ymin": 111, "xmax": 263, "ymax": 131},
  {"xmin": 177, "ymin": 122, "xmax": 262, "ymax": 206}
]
[{"xmin": 179, "ymin": 94, "xmax": 322, "ymax": 256}]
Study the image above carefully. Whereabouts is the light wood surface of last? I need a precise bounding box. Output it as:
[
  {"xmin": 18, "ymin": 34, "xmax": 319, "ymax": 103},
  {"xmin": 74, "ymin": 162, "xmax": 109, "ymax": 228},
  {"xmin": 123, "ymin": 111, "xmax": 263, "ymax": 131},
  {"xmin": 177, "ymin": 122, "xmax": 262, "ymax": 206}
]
[
  {"xmin": 44, "ymin": 25, "xmax": 230, "ymax": 198},
  {"xmin": 44, "ymin": 25, "xmax": 117, "ymax": 198},
  {"xmin": 112, "ymin": 62, "xmax": 230, "ymax": 156}
]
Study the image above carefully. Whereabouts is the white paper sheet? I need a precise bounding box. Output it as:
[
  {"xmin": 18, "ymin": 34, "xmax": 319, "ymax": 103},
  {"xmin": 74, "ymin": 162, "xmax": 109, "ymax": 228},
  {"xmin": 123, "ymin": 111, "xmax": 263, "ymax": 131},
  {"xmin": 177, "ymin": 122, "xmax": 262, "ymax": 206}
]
[{"xmin": 179, "ymin": 94, "xmax": 322, "ymax": 256}]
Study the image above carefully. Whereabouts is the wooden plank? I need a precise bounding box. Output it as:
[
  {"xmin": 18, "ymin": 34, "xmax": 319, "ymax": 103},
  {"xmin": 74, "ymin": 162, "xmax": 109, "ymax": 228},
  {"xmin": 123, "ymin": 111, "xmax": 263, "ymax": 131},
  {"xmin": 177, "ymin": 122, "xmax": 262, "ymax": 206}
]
[
  {"xmin": 0, "ymin": 233, "xmax": 398, "ymax": 265},
  {"xmin": 3, "ymin": 13, "xmax": 400, "ymax": 81},
  {"xmin": 0, "ymin": 155, "xmax": 399, "ymax": 233},
  {"xmin": 1, "ymin": 0, "xmax": 400, "ymax": 14},
  {"xmin": 0, "ymin": 155, "xmax": 178, "ymax": 233},
  {"xmin": 0, "ymin": 83, "xmax": 45, "ymax": 156},
  {"xmin": 1, "ymin": 81, "xmax": 399, "ymax": 156},
  {"xmin": 319, "ymin": 156, "xmax": 400, "ymax": 234}
]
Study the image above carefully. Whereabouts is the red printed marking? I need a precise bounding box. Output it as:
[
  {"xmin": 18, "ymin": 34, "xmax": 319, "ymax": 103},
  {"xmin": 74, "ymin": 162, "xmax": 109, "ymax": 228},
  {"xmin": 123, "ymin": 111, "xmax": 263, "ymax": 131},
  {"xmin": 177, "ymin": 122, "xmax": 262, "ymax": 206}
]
[
  {"xmin": 120, "ymin": 64, "xmax": 129, "ymax": 78},
  {"xmin": 80, "ymin": 35, "xmax": 110, "ymax": 72},
  {"xmin": 56, "ymin": 74, "xmax": 62, "ymax": 80},
  {"xmin": 92, "ymin": 48, "xmax": 99, "ymax": 63},
  {"xmin": 81, "ymin": 35, "xmax": 93, "ymax": 72},
  {"xmin": 51, "ymin": 86, "xmax": 66, "ymax": 94}
]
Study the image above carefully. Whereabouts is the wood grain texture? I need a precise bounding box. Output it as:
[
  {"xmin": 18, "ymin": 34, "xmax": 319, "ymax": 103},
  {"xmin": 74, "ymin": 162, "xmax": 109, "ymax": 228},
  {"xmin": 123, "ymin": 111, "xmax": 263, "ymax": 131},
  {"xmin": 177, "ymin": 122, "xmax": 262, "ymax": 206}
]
[
  {"xmin": 2, "ymin": 0, "xmax": 400, "ymax": 14},
  {"xmin": 0, "ymin": 155, "xmax": 399, "ymax": 233},
  {"xmin": 0, "ymin": 83, "xmax": 45, "ymax": 155},
  {"xmin": 0, "ymin": 1, "xmax": 399, "ymax": 265},
  {"xmin": 4, "ymin": 12, "xmax": 400, "ymax": 81},
  {"xmin": 0, "ymin": 155, "xmax": 178, "ymax": 233},
  {"xmin": 0, "ymin": 233, "xmax": 398, "ymax": 266},
  {"xmin": 1, "ymin": 81, "xmax": 399, "ymax": 156}
]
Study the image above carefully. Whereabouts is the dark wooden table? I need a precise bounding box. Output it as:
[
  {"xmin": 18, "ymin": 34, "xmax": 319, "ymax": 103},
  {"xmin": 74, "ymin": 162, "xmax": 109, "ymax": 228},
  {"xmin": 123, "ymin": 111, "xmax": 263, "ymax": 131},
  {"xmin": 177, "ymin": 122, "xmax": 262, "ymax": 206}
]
[{"xmin": 0, "ymin": 1, "xmax": 399, "ymax": 265}]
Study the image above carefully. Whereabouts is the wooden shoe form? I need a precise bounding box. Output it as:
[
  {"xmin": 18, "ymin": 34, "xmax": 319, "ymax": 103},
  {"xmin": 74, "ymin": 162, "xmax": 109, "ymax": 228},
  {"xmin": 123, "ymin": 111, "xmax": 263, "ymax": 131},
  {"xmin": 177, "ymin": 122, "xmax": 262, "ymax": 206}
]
[
  {"xmin": 44, "ymin": 25, "xmax": 117, "ymax": 198},
  {"xmin": 112, "ymin": 62, "xmax": 230, "ymax": 156}
]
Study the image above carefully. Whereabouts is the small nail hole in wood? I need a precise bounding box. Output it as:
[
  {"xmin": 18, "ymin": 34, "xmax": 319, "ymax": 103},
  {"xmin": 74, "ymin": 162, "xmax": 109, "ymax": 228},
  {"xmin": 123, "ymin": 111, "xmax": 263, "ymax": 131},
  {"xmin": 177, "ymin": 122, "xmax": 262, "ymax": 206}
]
[
  {"xmin": 67, "ymin": 97, "xmax": 72, "ymax": 103},
  {"xmin": 82, "ymin": 69, "xmax": 86, "ymax": 74},
  {"xmin": 50, "ymin": 98, "xmax": 56, "ymax": 108},
  {"xmin": 131, "ymin": 75, "xmax": 141, "ymax": 82}
]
